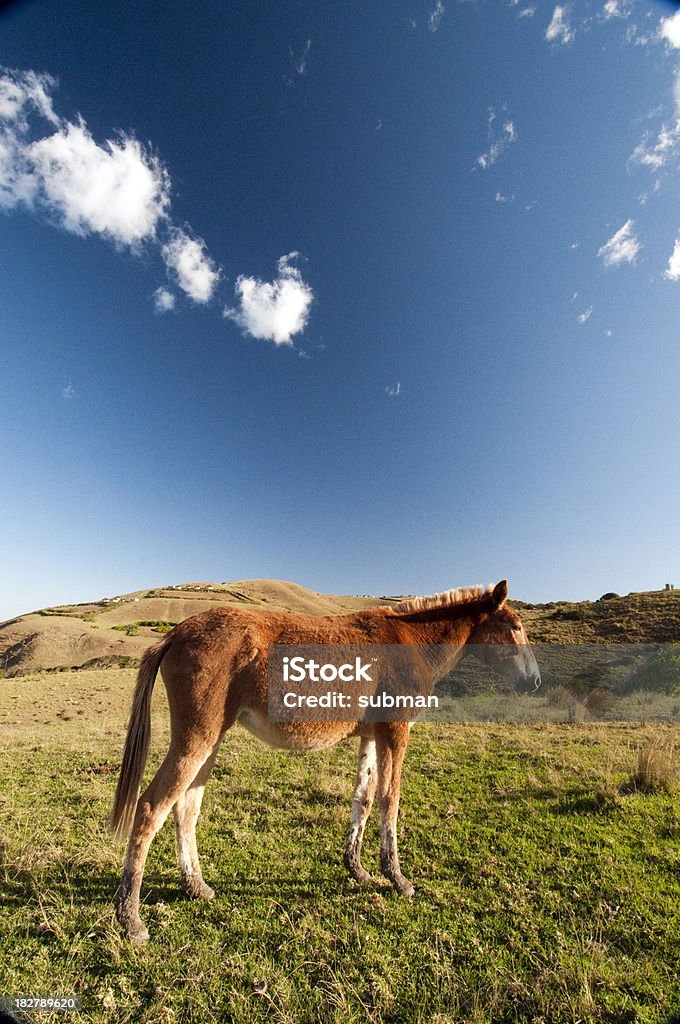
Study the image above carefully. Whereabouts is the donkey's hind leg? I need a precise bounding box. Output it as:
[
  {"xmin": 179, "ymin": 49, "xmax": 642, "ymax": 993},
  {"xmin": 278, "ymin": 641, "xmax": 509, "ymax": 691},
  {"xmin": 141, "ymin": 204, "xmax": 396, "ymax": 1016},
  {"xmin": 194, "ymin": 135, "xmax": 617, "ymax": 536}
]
[
  {"xmin": 173, "ymin": 748, "xmax": 220, "ymax": 900},
  {"xmin": 375, "ymin": 723, "xmax": 414, "ymax": 897},
  {"xmin": 343, "ymin": 736, "xmax": 378, "ymax": 884},
  {"xmin": 114, "ymin": 742, "xmax": 217, "ymax": 945}
]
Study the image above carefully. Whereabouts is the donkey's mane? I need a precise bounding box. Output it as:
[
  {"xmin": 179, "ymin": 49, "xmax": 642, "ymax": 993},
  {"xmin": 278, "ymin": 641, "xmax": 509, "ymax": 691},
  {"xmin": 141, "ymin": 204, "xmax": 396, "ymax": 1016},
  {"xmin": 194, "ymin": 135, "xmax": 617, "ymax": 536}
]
[{"xmin": 390, "ymin": 584, "xmax": 493, "ymax": 615}]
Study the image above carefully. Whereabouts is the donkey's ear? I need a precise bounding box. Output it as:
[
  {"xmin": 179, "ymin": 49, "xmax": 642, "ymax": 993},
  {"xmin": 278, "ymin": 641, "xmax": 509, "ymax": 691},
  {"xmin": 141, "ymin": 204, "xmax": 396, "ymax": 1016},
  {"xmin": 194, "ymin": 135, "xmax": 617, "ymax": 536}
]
[{"xmin": 492, "ymin": 579, "xmax": 508, "ymax": 608}]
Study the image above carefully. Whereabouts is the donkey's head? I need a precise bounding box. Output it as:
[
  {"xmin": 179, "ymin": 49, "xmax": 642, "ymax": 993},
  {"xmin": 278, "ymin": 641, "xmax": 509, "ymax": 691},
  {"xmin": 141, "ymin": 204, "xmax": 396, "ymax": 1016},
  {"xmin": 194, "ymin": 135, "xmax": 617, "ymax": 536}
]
[{"xmin": 467, "ymin": 580, "xmax": 541, "ymax": 694}]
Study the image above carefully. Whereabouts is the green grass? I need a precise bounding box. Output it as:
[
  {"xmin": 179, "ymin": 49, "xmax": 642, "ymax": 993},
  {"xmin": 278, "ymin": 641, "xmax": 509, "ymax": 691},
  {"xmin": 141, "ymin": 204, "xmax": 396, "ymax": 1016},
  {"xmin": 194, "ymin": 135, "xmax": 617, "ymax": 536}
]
[
  {"xmin": 0, "ymin": 669, "xmax": 679, "ymax": 1023},
  {"xmin": 111, "ymin": 622, "xmax": 177, "ymax": 637}
]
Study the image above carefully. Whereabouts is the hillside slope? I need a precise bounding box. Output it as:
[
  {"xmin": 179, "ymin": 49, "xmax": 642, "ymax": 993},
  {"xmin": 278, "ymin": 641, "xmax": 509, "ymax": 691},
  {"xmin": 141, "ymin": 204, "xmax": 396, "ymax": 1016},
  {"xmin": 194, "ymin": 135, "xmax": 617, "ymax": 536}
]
[{"xmin": 0, "ymin": 580, "xmax": 387, "ymax": 676}]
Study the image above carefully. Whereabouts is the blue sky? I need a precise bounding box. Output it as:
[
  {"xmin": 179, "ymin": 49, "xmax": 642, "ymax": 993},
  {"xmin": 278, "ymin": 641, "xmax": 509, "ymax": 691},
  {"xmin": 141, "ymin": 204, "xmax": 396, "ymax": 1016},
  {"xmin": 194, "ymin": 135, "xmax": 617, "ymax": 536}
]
[{"xmin": 1, "ymin": 0, "xmax": 680, "ymax": 620}]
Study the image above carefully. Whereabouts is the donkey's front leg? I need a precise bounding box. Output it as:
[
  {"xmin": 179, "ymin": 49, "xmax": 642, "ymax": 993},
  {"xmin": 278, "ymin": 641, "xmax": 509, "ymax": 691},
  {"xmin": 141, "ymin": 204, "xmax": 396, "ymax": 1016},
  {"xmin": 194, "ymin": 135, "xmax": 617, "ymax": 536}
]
[
  {"xmin": 344, "ymin": 736, "xmax": 378, "ymax": 884},
  {"xmin": 375, "ymin": 723, "xmax": 414, "ymax": 897}
]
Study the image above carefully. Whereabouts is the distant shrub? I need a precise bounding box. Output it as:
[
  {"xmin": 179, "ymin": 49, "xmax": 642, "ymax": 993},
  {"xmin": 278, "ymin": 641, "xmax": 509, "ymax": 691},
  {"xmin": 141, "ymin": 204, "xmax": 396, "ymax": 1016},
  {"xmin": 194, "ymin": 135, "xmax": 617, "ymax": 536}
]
[
  {"xmin": 78, "ymin": 654, "xmax": 140, "ymax": 670},
  {"xmin": 582, "ymin": 687, "xmax": 615, "ymax": 717},
  {"xmin": 112, "ymin": 620, "xmax": 176, "ymax": 635},
  {"xmin": 599, "ymin": 592, "xmax": 620, "ymax": 601},
  {"xmin": 545, "ymin": 683, "xmax": 614, "ymax": 722},
  {"xmin": 627, "ymin": 646, "xmax": 680, "ymax": 696},
  {"xmin": 549, "ymin": 605, "xmax": 588, "ymax": 622}
]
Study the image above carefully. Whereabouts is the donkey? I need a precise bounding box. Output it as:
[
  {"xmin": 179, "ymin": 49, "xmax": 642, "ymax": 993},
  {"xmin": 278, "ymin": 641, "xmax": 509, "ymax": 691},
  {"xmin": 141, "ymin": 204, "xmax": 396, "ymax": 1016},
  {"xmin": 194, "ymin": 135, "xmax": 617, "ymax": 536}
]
[{"xmin": 110, "ymin": 579, "xmax": 540, "ymax": 943}]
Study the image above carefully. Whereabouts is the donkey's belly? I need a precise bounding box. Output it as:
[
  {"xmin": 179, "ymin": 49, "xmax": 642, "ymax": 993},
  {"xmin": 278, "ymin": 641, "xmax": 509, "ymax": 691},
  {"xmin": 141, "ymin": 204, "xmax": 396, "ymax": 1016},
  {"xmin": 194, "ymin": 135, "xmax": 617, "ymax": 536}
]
[{"xmin": 237, "ymin": 709, "xmax": 358, "ymax": 750}]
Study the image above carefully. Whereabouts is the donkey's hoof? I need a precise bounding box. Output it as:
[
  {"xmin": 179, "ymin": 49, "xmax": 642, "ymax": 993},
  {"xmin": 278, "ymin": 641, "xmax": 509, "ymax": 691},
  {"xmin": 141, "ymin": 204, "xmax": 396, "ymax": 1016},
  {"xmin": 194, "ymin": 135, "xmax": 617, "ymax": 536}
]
[
  {"xmin": 344, "ymin": 849, "xmax": 373, "ymax": 886},
  {"xmin": 393, "ymin": 877, "xmax": 415, "ymax": 898},
  {"xmin": 348, "ymin": 865, "xmax": 373, "ymax": 886},
  {"xmin": 125, "ymin": 920, "xmax": 150, "ymax": 946},
  {"xmin": 183, "ymin": 878, "xmax": 216, "ymax": 901}
]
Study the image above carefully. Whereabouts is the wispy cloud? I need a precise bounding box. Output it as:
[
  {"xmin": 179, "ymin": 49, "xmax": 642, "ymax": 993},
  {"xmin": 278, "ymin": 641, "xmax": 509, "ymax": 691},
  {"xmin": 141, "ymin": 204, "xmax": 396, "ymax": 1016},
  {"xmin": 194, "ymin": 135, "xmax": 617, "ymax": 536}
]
[
  {"xmin": 475, "ymin": 108, "xmax": 518, "ymax": 170},
  {"xmin": 545, "ymin": 5, "xmax": 574, "ymax": 44},
  {"xmin": 153, "ymin": 286, "xmax": 176, "ymax": 313},
  {"xmin": 664, "ymin": 236, "xmax": 680, "ymax": 280},
  {"xmin": 385, "ymin": 382, "xmax": 401, "ymax": 397},
  {"xmin": 624, "ymin": 22, "xmax": 651, "ymax": 47},
  {"xmin": 224, "ymin": 252, "xmax": 313, "ymax": 345},
  {"xmin": 603, "ymin": 0, "xmax": 631, "ymax": 20},
  {"xmin": 429, "ymin": 0, "xmax": 445, "ymax": 32},
  {"xmin": 597, "ymin": 220, "xmax": 640, "ymax": 267},
  {"xmin": 629, "ymin": 74, "xmax": 680, "ymax": 175},
  {"xmin": 495, "ymin": 190, "xmax": 515, "ymax": 202},
  {"xmin": 62, "ymin": 380, "xmax": 75, "ymax": 399},
  {"xmin": 630, "ymin": 121, "xmax": 680, "ymax": 171},
  {"xmin": 577, "ymin": 305, "xmax": 593, "ymax": 324},
  {"xmin": 518, "ymin": 6, "xmax": 536, "ymax": 17},
  {"xmin": 290, "ymin": 39, "xmax": 312, "ymax": 76},
  {"xmin": 0, "ymin": 68, "xmax": 59, "ymax": 129}
]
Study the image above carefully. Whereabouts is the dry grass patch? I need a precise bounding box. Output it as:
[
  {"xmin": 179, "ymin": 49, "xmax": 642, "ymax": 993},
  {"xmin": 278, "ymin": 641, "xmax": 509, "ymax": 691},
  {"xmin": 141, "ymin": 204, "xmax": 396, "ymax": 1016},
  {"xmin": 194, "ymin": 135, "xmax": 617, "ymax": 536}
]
[{"xmin": 630, "ymin": 735, "xmax": 678, "ymax": 794}]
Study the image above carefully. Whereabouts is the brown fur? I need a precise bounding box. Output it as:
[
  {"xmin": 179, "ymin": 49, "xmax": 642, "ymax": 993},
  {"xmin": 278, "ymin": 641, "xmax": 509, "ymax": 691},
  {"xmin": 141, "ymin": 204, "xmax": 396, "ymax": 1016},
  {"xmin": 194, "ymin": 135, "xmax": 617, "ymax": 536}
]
[{"xmin": 111, "ymin": 579, "xmax": 539, "ymax": 943}]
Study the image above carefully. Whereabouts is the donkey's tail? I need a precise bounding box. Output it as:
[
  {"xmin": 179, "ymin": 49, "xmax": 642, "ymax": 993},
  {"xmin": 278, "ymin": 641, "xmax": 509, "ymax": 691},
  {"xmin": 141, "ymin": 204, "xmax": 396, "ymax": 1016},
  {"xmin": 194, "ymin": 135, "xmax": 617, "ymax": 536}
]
[{"xmin": 109, "ymin": 636, "xmax": 172, "ymax": 841}]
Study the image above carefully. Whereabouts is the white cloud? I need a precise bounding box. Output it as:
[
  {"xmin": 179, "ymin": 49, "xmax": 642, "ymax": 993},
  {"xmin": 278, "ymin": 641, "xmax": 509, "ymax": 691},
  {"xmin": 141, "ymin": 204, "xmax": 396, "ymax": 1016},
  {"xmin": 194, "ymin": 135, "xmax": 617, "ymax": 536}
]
[
  {"xmin": 518, "ymin": 6, "xmax": 536, "ymax": 17},
  {"xmin": 62, "ymin": 380, "xmax": 75, "ymax": 399},
  {"xmin": 660, "ymin": 10, "xmax": 680, "ymax": 48},
  {"xmin": 0, "ymin": 69, "xmax": 170, "ymax": 245},
  {"xmin": 476, "ymin": 110, "xmax": 518, "ymax": 170},
  {"xmin": 0, "ymin": 66, "xmax": 226, "ymax": 312},
  {"xmin": 162, "ymin": 229, "xmax": 221, "ymax": 303},
  {"xmin": 29, "ymin": 122, "xmax": 170, "ymax": 247},
  {"xmin": 495, "ymin": 191, "xmax": 515, "ymax": 202},
  {"xmin": 546, "ymin": 6, "xmax": 574, "ymax": 44},
  {"xmin": 597, "ymin": 220, "xmax": 640, "ymax": 267},
  {"xmin": 603, "ymin": 0, "xmax": 630, "ymax": 20},
  {"xmin": 664, "ymin": 236, "xmax": 680, "ymax": 280},
  {"xmin": 224, "ymin": 253, "xmax": 313, "ymax": 345},
  {"xmin": 429, "ymin": 0, "xmax": 445, "ymax": 32},
  {"xmin": 386, "ymin": 382, "xmax": 401, "ymax": 397},
  {"xmin": 153, "ymin": 286, "xmax": 176, "ymax": 313},
  {"xmin": 577, "ymin": 305, "xmax": 593, "ymax": 323}
]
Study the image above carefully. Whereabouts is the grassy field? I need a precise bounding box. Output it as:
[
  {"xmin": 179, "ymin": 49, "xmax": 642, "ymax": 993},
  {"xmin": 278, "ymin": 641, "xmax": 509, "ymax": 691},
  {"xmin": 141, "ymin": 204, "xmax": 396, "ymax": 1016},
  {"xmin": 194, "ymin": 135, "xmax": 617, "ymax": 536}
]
[{"xmin": 1, "ymin": 668, "xmax": 679, "ymax": 1024}]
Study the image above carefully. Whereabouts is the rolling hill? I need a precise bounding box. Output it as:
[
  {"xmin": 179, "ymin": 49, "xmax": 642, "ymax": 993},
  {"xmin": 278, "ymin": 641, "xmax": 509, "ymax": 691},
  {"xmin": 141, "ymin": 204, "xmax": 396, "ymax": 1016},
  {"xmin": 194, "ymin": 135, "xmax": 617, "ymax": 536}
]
[{"xmin": 0, "ymin": 580, "xmax": 678, "ymax": 676}]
